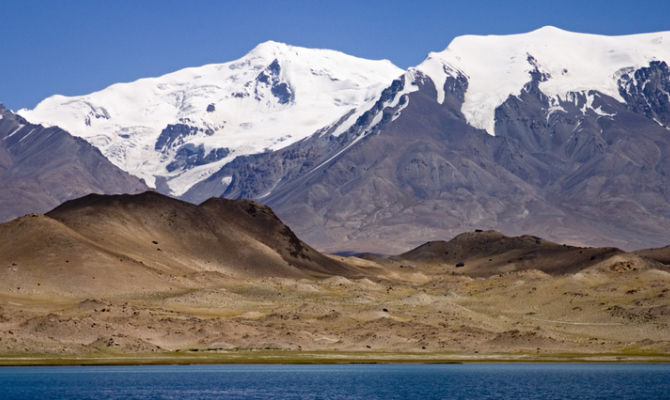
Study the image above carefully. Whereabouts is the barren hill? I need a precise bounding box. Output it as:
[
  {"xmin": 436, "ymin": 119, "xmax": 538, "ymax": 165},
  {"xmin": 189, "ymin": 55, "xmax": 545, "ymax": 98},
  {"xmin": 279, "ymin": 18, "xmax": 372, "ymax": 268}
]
[
  {"xmin": 0, "ymin": 191, "xmax": 358, "ymax": 298},
  {"xmin": 394, "ymin": 230, "xmax": 624, "ymax": 277}
]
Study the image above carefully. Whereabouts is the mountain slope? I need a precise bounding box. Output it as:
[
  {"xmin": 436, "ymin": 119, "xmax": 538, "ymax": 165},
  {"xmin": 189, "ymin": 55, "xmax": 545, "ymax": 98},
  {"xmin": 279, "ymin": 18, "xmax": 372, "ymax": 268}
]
[
  {"xmin": 19, "ymin": 42, "xmax": 403, "ymax": 195},
  {"xmin": 0, "ymin": 104, "xmax": 148, "ymax": 222},
  {"xmin": 636, "ymin": 245, "xmax": 670, "ymax": 265},
  {"xmin": 186, "ymin": 28, "xmax": 670, "ymax": 253}
]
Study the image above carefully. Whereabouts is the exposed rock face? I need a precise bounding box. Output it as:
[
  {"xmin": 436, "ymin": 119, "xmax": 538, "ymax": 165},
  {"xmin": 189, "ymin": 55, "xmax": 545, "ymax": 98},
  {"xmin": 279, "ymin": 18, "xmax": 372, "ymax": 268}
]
[
  {"xmin": 166, "ymin": 145, "xmax": 230, "ymax": 172},
  {"xmin": 618, "ymin": 61, "xmax": 670, "ymax": 127},
  {"xmin": 0, "ymin": 104, "xmax": 148, "ymax": 222},
  {"xmin": 257, "ymin": 59, "xmax": 294, "ymax": 104},
  {"xmin": 154, "ymin": 123, "xmax": 202, "ymax": 152},
  {"xmin": 185, "ymin": 60, "xmax": 670, "ymax": 254}
]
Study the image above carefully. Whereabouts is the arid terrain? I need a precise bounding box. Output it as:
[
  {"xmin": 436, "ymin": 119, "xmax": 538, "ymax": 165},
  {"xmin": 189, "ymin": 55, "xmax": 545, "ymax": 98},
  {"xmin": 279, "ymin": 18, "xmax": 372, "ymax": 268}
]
[{"xmin": 0, "ymin": 192, "xmax": 669, "ymax": 364}]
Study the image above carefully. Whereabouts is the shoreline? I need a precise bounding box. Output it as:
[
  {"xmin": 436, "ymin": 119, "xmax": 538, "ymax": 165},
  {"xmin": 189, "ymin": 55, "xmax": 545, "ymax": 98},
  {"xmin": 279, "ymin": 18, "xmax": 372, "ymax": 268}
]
[{"xmin": 2, "ymin": 350, "xmax": 670, "ymax": 366}]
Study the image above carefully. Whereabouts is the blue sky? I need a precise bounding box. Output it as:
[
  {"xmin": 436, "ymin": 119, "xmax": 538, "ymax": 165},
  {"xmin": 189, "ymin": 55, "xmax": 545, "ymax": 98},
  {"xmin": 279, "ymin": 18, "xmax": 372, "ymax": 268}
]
[{"xmin": 1, "ymin": 0, "xmax": 669, "ymax": 110}]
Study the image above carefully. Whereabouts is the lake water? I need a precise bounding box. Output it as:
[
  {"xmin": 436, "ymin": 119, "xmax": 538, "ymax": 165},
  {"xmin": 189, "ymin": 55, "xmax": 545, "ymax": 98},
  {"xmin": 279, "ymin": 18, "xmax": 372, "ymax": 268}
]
[{"xmin": 1, "ymin": 363, "xmax": 669, "ymax": 399}]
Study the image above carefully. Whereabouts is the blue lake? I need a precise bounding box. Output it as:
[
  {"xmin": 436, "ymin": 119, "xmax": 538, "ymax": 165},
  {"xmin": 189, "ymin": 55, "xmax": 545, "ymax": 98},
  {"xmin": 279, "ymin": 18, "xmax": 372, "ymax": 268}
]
[{"xmin": 1, "ymin": 363, "xmax": 669, "ymax": 399}]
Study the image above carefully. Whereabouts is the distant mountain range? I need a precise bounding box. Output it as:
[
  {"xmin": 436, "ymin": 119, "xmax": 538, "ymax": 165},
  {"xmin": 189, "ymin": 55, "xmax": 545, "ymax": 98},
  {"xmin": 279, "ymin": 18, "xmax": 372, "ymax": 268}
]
[{"xmin": 10, "ymin": 27, "xmax": 670, "ymax": 253}]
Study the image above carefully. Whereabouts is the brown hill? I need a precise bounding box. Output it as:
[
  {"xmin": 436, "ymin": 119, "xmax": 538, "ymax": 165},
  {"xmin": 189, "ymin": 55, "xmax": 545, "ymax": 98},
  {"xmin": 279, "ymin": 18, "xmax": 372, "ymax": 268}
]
[
  {"xmin": 0, "ymin": 191, "xmax": 359, "ymax": 298},
  {"xmin": 394, "ymin": 230, "xmax": 626, "ymax": 276}
]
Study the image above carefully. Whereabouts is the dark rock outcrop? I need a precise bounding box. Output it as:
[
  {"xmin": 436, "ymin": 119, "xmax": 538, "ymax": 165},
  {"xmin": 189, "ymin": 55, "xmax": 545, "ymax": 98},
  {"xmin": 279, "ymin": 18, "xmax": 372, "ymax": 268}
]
[
  {"xmin": 166, "ymin": 145, "xmax": 230, "ymax": 172},
  {"xmin": 255, "ymin": 59, "xmax": 294, "ymax": 104}
]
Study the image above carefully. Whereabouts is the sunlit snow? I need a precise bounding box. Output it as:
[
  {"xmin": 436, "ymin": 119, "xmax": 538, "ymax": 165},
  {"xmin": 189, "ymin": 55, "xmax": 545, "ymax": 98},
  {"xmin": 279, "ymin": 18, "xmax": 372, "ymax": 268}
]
[
  {"xmin": 19, "ymin": 41, "xmax": 402, "ymax": 195},
  {"xmin": 416, "ymin": 26, "xmax": 670, "ymax": 135}
]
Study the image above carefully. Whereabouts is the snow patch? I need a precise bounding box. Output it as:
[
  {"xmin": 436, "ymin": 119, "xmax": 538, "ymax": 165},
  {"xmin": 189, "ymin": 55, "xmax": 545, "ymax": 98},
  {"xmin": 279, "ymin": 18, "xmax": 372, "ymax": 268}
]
[
  {"xmin": 18, "ymin": 128, "xmax": 35, "ymax": 142},
  {"xmin": 4, "ymin": 124, "xmax": 24, "ymax": 139},
  {"xmin": 585, "ymin": 93, "xmax": 616, "ymax": 117}
]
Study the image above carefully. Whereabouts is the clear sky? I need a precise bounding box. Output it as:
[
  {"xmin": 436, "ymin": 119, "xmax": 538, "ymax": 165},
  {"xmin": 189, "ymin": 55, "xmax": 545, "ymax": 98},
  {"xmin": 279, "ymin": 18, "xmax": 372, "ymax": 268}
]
[{"xmin": 1, "ymin": 0, "xmax": 669, "ymax": 110}]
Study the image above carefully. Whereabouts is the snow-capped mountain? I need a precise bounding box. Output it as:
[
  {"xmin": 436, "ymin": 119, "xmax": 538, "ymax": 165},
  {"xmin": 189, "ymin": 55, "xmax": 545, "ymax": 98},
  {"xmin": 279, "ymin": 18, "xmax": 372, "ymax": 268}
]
[
  {"xmin": 19, "ymin": 41, "xmax": 403, "ymax": 195},
  {"xmin": 404, "ymin": 26, "xmax": 670, "ymax": 135},
  {"xmin": 184, "ymin": 27, "xmax": 670, "ymax": 253},
  {"xmin": 14, "ymin": 27, "xmax": 670, "ymax": 253}
]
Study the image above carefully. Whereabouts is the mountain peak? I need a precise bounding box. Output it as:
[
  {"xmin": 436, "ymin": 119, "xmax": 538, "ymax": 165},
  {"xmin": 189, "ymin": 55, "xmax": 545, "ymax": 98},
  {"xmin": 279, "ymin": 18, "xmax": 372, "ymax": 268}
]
[
  {"xmin": 417, "ymin": 27, "xmax": 670, "ymax": 135},
  {"xmin": 19, "ymin": 41, "xmax": 403, "ymax": 196},
  {"xmin": 531, "ymin": 25, "xmax": 567, "ymax": 34},
  {"xmin": 247, "ymin": 40, "xmax": 293, "ymax": 58}
]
